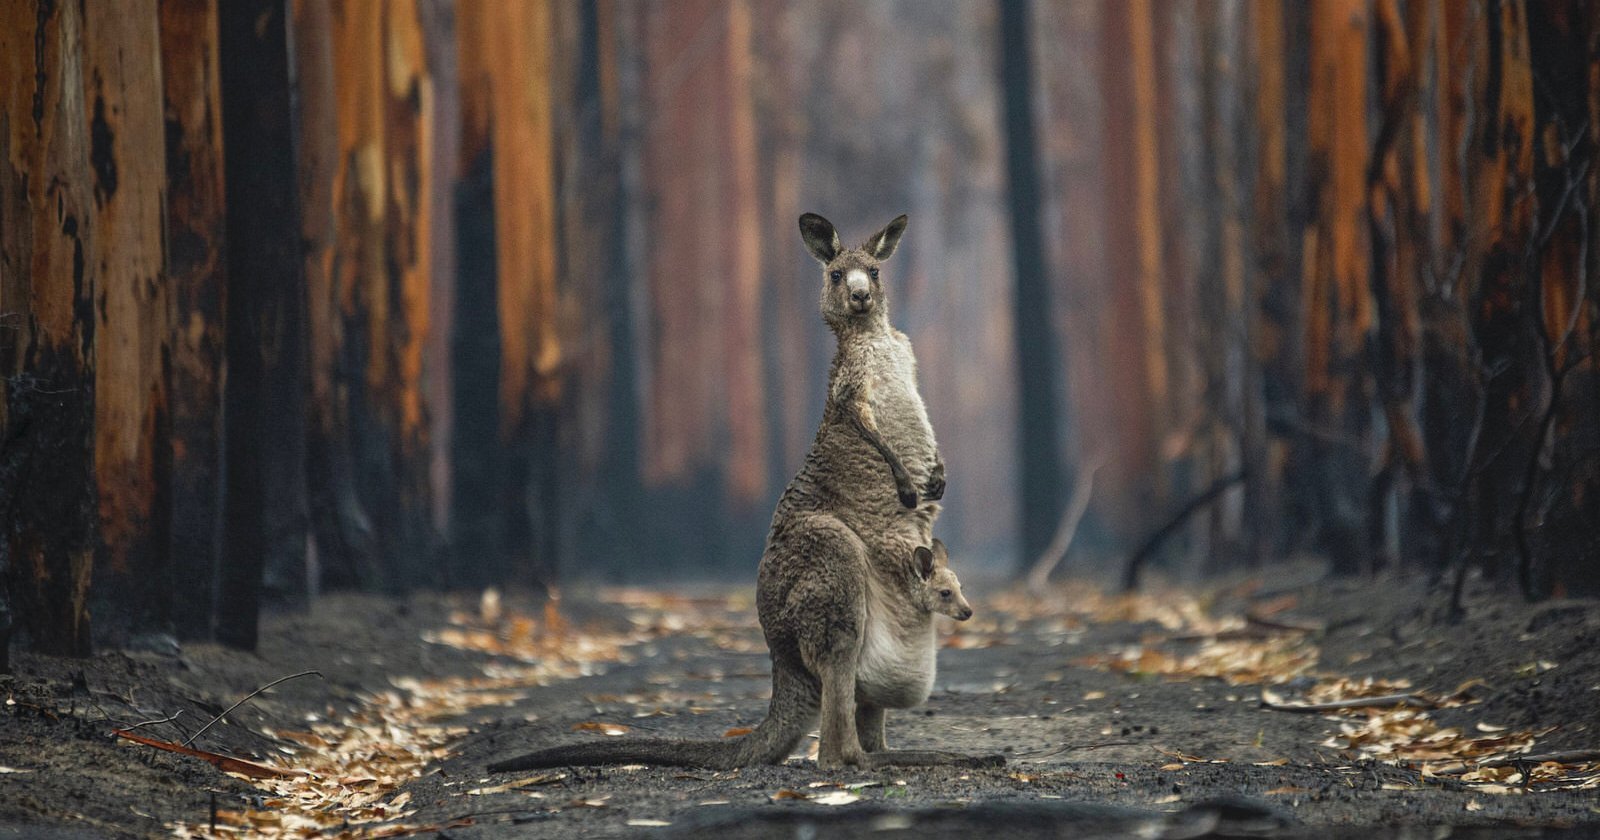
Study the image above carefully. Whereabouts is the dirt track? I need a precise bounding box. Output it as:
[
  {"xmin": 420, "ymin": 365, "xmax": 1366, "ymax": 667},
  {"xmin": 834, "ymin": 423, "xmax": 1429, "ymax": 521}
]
[{"xmin": 3, "ymin": 568, "xmax": 1598, "ymax": 838}]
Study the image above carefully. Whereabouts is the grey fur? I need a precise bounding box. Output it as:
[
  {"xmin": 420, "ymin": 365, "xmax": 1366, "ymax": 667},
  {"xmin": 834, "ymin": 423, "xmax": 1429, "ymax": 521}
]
[{"xmin": 488, "ymin": 214, "xmax": 997, "ymax": 773}]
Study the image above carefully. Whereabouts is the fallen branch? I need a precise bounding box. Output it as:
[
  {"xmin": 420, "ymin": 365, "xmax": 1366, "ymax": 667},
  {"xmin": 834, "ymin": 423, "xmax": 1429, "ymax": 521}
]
[
  {"xmin": 1473, "ymin": 749, "xmax": 1600, "ymax": 769},
  {"xmin": 113, "ymin": 729, "xmax": 306, "ymax": 780},
  {"xmin": 1121, "ymin": 470, "xmax": 1248, "ymax": 591},
  {"xmin": 1260, "ymin": 693, "xmax": 1429, "ymax": 713},
  {"xmin": 1026, "ymin": 456, "xmax": 1103, "ymax": 591},
  {"xmin": 183, "ymin": 669, "xmax": 323, "ymax": 747}
]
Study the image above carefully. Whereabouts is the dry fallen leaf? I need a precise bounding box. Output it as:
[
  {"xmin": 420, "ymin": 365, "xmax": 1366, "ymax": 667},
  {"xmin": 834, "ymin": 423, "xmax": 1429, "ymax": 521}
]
[
  {"xmin": 1466, "ymin": 800, "xmax": 1483, "ymax": 811},
  {"xmin": 573, "ymin": 721, "xmax": 631, "ymax": 736},
  {"xmin": 812, "ymin": 790, "xmax": 861, "ymax": 806},
  {"xmin": 771, "ymin": 789, "xmax": 809, "ymax": 801},
  {"xmin": 723, "ymin": 727, "xmax": 754, "ymax": 737},
  {"xmin": 627, "ymin": 819, "xmax": 672, "ymax": 826}
]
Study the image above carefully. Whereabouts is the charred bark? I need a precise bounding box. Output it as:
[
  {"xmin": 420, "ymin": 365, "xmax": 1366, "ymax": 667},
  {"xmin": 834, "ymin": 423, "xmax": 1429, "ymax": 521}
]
[
  {"xmin": 217, "ymin": 0, "xmax": 309, "ymax": 648},
  {"xmin": 999, "ymin": 0, "xmax": 1066, "ymax": 568}
]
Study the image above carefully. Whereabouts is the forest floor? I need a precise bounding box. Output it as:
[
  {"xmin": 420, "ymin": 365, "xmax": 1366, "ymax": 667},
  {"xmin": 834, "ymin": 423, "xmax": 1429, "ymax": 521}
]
[{"xmin": 3, "ymin": 565, "xmax": 1600, "ymax": 839}]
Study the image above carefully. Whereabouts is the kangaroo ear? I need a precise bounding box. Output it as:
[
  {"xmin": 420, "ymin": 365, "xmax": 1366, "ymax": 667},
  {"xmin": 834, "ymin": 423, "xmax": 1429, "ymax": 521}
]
[
  {"xmin": 799, "ymin": 213, "xmax": 841, "ymax": 263},
  {"xmin": 931, "ymin": 538, "xmax": 949, "ymax": 567},
  {"xmin": 864, "ymin": 214, "xmax": 908, "ymax": 261},
  {"xmin": 913, "ymin": 546, "xmax": 935, "ymax": 580}
]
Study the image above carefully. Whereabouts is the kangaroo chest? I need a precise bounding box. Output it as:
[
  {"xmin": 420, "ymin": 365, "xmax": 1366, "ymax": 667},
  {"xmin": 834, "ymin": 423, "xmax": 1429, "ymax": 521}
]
[{"xmin": 864, "ymin": 335, "xmax": 936, "ymax": 477}]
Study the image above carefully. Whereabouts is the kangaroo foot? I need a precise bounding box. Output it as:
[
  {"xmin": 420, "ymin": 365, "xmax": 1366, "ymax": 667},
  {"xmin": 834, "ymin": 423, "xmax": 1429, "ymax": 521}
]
[{"xmin": 865, "ymin": 750, "xmax": 1005, "ymax": 769}]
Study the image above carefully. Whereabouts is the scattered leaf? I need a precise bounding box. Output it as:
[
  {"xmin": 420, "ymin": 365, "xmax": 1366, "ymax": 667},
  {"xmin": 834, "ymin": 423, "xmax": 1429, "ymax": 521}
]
[
  {"xmin": 573, "ymin": 721, "xmax": 631, "ymax": 736},
  {"xmin": 723, "ymin": 727, "xmax": 754, "ymax": 738},
  {"xmin": 812, "ymin": 790, "xmax": 861, "ymax": 806},
  {"xmin": 628, "ymin": 819, "xmax": 672, "ymax": 826},
  {"xmin": 771, "ymin": 789, "xmax": 809, "ymax": 801}
]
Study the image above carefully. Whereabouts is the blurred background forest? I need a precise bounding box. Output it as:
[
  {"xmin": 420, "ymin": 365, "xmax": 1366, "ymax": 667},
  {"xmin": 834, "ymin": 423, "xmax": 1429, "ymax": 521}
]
[{"xmin": 2, "ymin": 0, "xmax": 1599, "ymax": 663}]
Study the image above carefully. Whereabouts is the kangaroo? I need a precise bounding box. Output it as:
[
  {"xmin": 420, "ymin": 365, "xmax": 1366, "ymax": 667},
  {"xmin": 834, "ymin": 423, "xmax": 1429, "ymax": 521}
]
[{"xmin": 489, "ymin": 214, "xmax": 1000, "ymax": 772}]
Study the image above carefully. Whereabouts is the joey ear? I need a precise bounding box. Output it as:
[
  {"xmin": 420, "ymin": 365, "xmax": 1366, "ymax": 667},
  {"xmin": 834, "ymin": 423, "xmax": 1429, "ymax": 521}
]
[
  {"xmin": 799, "ymin": 213, "xmax": 841, "ymax": 263},
  {"xmin": 913, "ymin": 546, "xmax": 935, "ymax": 580},
  {"xmin": 864, "ymin": 214, "xmax": 908, "ymax": 260},
  {"xmin": 930, "ymin": 538, "xmax": 949, "ymax": 567}
]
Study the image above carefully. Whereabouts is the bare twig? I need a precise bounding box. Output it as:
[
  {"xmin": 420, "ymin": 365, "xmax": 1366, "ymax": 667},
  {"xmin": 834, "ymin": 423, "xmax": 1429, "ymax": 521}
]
[
  {"xmin": 1260, "ymin": 693, "xmax": 1428, "ymax": 713},
  {"xmin": 182, "ymin": 670, "xmax": 323, "ymax": 748},
  {"xmin": 121, "ymin": 710, "xmax": 185, "ymax": 733},
  {"xmin": 1025, "ymin": 456, "xmax": 1103, "ymax": 591}
]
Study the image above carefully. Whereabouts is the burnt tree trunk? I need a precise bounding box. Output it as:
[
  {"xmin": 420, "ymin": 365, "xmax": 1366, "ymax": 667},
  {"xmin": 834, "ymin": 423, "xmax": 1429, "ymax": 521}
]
[
  {"xmin": 1, "ymin": 0, "xmax": 98, "ymax": 662},
  {"xmin": 158, "ymin": 0, "xmax": 228, "ymax": 640},
  {"xmin": 1458, "ymin": 0, "xmax": 1538, "ymax": 593},
  {"xmin": 293, "ymin": 0, "xmax": 376, "ymax": 593},
  {"xmin": 999, "ymin": 0, "xmax": 1067, "ymax": 568},
  {"xmin": 217, "ymin": 0, "xmax": 309, "ymax": 648},
  {"xmin": 1303, "ymin": 0, "xmax": 1371, "ymax": 575},
  {"xmin": 83, "ymin": 0, "xmax": 173, "ymax": 643}
]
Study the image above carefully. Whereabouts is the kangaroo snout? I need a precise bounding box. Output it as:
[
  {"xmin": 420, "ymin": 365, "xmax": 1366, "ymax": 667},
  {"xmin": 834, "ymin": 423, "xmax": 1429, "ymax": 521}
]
[{"xmin": 955, "ymin": 606, "xmax": 973, "ymax": 621}]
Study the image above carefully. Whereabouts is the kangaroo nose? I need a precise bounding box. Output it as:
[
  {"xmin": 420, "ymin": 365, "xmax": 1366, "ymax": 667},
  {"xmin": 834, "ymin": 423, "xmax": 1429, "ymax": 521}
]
[{"xmin": 851, "ymin": 289, "xmax": 869, "ymax": 303}]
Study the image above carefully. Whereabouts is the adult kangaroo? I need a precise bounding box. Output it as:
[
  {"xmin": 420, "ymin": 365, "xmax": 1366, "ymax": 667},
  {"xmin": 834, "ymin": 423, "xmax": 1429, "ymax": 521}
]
[{"xmin": 489, "ymin": 214, "xmax": 999, "ymax": 772}]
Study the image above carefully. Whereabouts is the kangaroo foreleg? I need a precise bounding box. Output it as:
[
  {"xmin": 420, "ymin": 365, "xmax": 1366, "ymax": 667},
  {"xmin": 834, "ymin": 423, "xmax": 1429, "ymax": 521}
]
[{"xmin": 843, "ymin": 385, "xmax": 919, "ymax": 509}]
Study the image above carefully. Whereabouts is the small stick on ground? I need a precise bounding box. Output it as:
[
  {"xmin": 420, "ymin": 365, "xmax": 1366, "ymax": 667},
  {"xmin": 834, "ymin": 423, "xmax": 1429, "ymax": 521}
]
[
  {"xmin": 182, "ymin": 670, "xmax": 323, "ymax": 747},
  {"xmin": 121, "ymin": 710, "xmax": 185, "ymax": 733},
  {"xmin": 1260, "ymin": 693, "xmax": 1429, "ymax": 713}
]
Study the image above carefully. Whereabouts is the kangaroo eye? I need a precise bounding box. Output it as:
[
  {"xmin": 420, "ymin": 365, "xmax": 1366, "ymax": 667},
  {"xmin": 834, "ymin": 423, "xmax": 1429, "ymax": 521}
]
[
  {"xmin": 830, "ymin": 270, "xmax": 842, "ymax": 283},
  {"xmin": 869, "ymin": 268, "xmax": 879, "ymax": 280},
  {"xmin": 939, "ymin": 589, "xmax": 952, "ymax": 598}
]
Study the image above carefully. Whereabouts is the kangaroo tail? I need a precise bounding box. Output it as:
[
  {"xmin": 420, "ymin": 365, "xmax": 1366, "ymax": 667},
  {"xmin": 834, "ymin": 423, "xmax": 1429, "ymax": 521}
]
[{"xmin": 488, "ymin": 663, "xmax": 819, "ymax": 772}]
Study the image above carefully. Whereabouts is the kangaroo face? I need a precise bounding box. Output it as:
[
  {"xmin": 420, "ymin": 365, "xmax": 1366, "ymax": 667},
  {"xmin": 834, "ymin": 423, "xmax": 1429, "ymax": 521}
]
[
  {"xmin": 911, "ymin": 539, "xmax": 973, "ymax": 621},
  {"xmin": 798, "ymin": 213, "xmax": 908, "ymax": 327}
]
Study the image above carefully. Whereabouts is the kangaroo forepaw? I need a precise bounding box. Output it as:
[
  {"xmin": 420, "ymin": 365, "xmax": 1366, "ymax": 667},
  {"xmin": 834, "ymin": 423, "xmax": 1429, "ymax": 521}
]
[
  {"xmin": 896, "ymin": 479, "xmax": 919, "ymax": 509},
  {"xmin": 924, "ymin": 464, "xmax": 946, "ymax": 501}
]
